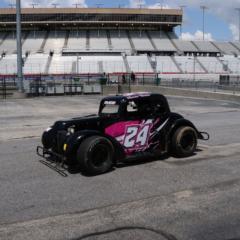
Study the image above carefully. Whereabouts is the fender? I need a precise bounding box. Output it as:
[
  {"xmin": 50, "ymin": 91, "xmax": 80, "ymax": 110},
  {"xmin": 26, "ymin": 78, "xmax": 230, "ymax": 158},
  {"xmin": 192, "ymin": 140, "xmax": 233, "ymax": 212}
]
[{"xmin": 64, "ymin": 130, "xmax": 126, "ymax": 162}]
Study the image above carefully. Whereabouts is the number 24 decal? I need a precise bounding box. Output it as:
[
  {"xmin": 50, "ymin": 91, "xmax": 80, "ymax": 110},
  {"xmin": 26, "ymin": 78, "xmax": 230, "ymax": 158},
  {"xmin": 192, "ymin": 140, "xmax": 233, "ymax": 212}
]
[{"xmin": 124, "ymin": 124, "xmax": 151, "ymax": 148}]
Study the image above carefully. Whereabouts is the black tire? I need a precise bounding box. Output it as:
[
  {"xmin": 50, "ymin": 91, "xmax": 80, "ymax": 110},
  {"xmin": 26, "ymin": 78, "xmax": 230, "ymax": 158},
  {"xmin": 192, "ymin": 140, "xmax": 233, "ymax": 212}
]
[
  {"xmin": 42, "ymin": 128, "xmax": 55, "ymax": 149},
  {"xmin": 171, "ymin": 126, "xmax": 197, "ymax": 158},
  {"xmin": 77, "ymin": 136, "xmax": 114, "ymax": 175}
]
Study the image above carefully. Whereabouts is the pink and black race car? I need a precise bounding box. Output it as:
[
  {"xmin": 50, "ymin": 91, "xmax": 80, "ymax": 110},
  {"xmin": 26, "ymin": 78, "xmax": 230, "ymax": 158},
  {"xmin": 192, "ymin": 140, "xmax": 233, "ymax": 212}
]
[{"xmin": 37, "ymin": 93, "xmax": 209, "ymax": 175}]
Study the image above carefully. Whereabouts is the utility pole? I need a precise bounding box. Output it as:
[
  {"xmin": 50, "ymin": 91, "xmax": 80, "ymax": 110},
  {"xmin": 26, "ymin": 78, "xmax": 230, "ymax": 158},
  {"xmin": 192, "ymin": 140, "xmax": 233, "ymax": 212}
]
[
  {"xmin": 235, "ymin": 8, "xmax": 240, "ymax": 42},
  {"xmin": 16, "ymin": 0, "xmax": 24, "ymax": 92},
  {"xmin": 96, "ymin": 3, "xmax": 104, "ymax": 8},
  {"xmin": 52, "ymin": 3, "xmax": 59, "ymax": 8},
  {"xmin": 9, "ymin": 3, "xmax": 16, "ymax": 8},
  {"xmin": 73, "ymin": 2, "xmax": 82, "ymax": 8},
  {"xmin": 156, "ymin": 1, "xmax": 164, "ymax": 10},
  {"xmin": 30, "ymin": 3, "xmax": 38, "ymax": 8},
  {"xmin": 200, "ymin": 5, "xmax": 208, "ymax": 41},
  {"xmin": 179, "ymin": 5, "xmax": 186, "ymax": 39}
]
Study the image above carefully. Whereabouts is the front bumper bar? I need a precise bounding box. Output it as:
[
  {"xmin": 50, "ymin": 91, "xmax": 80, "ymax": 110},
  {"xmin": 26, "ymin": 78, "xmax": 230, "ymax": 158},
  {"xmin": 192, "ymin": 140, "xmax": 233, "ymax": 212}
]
[{"xmin": 36, "ymin": 146, "xmax": 68, "ymax": 177}]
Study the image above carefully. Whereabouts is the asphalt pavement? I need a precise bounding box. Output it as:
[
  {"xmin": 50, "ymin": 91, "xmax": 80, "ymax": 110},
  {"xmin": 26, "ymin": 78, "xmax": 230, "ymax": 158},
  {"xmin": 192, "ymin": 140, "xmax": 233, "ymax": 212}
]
[{"xmin": 0, "ymin": 95, "xmax": 240, "ymax": 240}]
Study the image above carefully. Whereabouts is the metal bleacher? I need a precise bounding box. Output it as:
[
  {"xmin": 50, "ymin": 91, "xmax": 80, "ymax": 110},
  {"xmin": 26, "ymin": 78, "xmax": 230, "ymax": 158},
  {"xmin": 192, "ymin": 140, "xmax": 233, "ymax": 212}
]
[
  {"xmin": 22, "ymin": 31, "xmax": 46, "ymax": 54},
  {"xmin": 44, "ymin": 31, "xmax": 66, "ymax": 54},
  {"xmin": 127, "ymin": 55, "xmax": 153, "ymax": 73},
  {"xmin": 174, "ymin": 56, "xmax": 205, "ymax": 73},
  {"xmin": 49, "ymin": 55, "xmax": 76, "ymax": 74},
  {"xmin": 148, "ymin": 31, "xmax": 176, "ymax": 52},
  {"xmin": 0, "ymin": 54, "xmax": 17, "ymax": 74},
  {"xmin": 66, "ymin": 30, "xmax": 87, "ymax": 50},
  {"xmin": 155, "ymin": 56, "xmax": 180, "ymax": 73},
  {"xmin": 213, "ymin": 42, "xmax": 240, "ymax": 55},
  {"xmin": 23, "ymin": 54, "xmax": 48, "ymax": 74},
  {"xmin": 0, "ymin": 32, "xmax": 17, "ymax": 54},
  {"xmin": 89, "ymin": 30, "xmax": 109, "ymax": 50},
  {"xmin": 192, "ymin": 40, "xmax": 219, "ymax": 53},
  {"xmin": 2, "ymin": 29, "xmax": 240, "ymax": 77},
  {"xmin": 110, "ymin": 30, "xmax": 132, "ymax": 51},
  {"xmin": 129, "ymin": 31, "xmax": 154, "ymax": 51}
]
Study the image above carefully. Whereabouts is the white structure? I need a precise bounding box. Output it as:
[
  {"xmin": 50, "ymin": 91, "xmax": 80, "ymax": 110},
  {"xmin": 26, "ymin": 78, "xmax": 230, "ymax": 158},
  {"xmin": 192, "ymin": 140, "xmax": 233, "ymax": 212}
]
[
  {"xmin": 0, "ymin": 54, "xmax": 17, "ymax": 74},
  {"xmin": 49, "ymin": 55, "xmax": 76, "ymax": 74},
  {"xmin": 110, "ymin": 30, "xmax": 132, "ymax": 51},
  {"xmin": 0, "ymin": 32, "xmax": 17, "ymax": 54},
  {"xmin": 192, "ymin": 40, "xmax": 218, "ymax": 53},
  {"xmin": 130, "ymin": 31, "xmax": 154, "ymax": 51},
  {"xmin": 174, "ymin": 56, "xmax": 205, "ymax": 73},
  {"xmin": 89, "ymin": 30, "xmax": 109, "ymax": 50},
  {"xmin": 214, "ymin": 42, "xmax": 239, "ymax": 55},
  {"xmin": 149, "ymin": 31, "xmax": 176, "ymax": 52},
  {"xmin": 22, "ymin": 31, "xmax": 46, "ymax": 53},
  {"xmin": 24, "ymin": 54, "xmax": 48, "ymax": 74},
  {"xmin": 67, "ymin": 30, "xmax": 87, "ymax": 50},
  {"xmin": 44, "ymin": 31, "xmax": 66, "ymax": 54},
  {"xmin": 155, "ymin": 56, "xmax": 180, "ymax": 73},
  {"xmin": 127, "ymin": 55, "xmax": 153, "ymax": 72},
  {"xmin": 197, "ymin": 57, "xmax": 225, "ymax": 73}
]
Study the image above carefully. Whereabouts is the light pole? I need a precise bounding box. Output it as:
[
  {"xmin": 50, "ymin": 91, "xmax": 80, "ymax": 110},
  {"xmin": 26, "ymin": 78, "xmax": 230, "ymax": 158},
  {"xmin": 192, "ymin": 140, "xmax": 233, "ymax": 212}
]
[
  {"xmin": 52, "ymin": 3, "xmax": 59, "ymax": 8},
  {"xmin": 235, "ymin": 8, "xmax": 240, "ymax": 42},
  {"xmin": 16, "ymin": 0, "xmax": 24, "ymax": 92},
  {"xmin": 200, "ymin": 6, "xmax": 208, "ymax": 41},
  {"xmin": 179, "ymin": 5, "xmax": 186, "ymax": 40}
]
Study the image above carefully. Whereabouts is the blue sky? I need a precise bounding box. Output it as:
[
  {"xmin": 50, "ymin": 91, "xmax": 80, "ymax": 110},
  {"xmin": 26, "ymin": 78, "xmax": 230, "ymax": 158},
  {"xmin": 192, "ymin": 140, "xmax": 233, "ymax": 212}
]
[{"xmin": 0, "ymin": 0, "xmax": 238, "ymax": 41}]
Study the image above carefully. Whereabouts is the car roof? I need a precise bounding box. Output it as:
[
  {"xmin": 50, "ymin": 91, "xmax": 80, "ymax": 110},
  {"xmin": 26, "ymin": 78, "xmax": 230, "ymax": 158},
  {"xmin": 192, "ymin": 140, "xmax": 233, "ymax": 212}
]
[{"xmin": 102, "ymin": 92, "xmax": 167, "ymax": 103}]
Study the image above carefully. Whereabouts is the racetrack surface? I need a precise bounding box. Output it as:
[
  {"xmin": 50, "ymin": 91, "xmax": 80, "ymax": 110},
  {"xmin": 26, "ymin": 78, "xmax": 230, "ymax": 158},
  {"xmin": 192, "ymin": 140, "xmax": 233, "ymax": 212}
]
[{"xmin": 0, "ymin": 96, "xmax": 240, "ymax": 240}]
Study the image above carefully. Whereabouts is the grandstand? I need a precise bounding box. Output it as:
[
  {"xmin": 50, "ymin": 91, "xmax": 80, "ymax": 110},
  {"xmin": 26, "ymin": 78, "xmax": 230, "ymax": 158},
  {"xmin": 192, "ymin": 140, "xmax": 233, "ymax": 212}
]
[{"xmin": 0, "ymin": 7, "xmax": 240, "ymax": 81}]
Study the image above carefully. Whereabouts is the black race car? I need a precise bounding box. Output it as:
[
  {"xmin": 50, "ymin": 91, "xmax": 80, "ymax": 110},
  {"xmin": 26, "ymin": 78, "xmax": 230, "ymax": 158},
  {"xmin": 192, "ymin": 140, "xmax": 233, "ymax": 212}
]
[{"xmin": 37, "ymin": 93, "xmax": 209, "ymax": 175}]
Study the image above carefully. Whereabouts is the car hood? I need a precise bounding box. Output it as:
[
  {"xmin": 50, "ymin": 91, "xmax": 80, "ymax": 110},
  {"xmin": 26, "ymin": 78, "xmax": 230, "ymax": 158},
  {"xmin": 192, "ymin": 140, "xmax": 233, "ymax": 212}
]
[{"xmin": 53, "ymin": 114, "xmax": 102, "ymax": 131}]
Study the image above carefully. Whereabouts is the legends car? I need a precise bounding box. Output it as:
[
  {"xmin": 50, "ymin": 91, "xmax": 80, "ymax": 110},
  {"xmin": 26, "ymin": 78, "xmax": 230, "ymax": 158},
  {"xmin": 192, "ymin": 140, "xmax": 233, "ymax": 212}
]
[{"xmin": 37, "ymin": 92, "xmax": 209, "ymax": 175}]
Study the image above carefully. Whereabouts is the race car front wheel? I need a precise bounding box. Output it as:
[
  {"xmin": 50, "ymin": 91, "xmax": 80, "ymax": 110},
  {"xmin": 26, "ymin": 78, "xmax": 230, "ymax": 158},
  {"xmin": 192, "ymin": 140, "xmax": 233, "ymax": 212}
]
[
  {"xmin": 77, "ymin": 136, "xmax": 114, "ymax": 175},
  {"xmin": 171, "ymin": 126, "xmax": 197, "ymax": 158}
]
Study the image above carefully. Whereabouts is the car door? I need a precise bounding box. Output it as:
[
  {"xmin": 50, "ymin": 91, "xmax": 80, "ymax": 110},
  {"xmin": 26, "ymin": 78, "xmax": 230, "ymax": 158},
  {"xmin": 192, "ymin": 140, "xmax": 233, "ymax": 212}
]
[{"xmin": 105, "ymin": 97, "xmax": 155, "ymax": 155}]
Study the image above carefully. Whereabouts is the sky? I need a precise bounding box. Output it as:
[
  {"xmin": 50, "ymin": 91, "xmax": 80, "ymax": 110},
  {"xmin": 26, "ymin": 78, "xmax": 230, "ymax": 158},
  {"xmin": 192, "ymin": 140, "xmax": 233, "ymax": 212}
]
[{"xmin": 1, "ymin": 0, "xmax": 240, "ymax": 41}]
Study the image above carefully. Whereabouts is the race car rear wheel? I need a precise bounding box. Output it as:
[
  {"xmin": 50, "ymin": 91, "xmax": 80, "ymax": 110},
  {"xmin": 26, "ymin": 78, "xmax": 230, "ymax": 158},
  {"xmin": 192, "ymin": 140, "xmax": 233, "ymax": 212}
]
[
  {"xmin": 171, "ymin": 126, "xmax": 197, "ymax": 158},
  {"xmin": 77, "ymin": 136, "xmax": 114, "ymax": 175}
]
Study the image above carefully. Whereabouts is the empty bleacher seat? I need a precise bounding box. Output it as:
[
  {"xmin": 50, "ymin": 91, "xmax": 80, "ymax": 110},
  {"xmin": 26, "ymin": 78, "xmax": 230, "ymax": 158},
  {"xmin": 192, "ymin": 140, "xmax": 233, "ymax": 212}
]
[
  {"xmin": 192, "ymin": 41, "xmax": 219, "ymax": 53},
  {"xmin": 22, "ymin": 31, "xmax": 46, "ymax": 53},
  {"xmin": 23, "ymin": 54, "xmax": 49, "ymax": 74},
  {"xmin": 44, "ymin": 31, "xmax": 66, "ymax": 54},
  {"xmin": 49, "ymin": 55, "xmax": 76, "ymax": 74},
  {"xmin": 174, "ymin": 56, "xmax": 205, "ymax": 73},
  {"xmin": 172, "ymin": 39, "xmax": 198, "ymax": 52},
  {"xmin": 127, "ymin": 55, "xmax": 153, "ymax": 73},
  {"xmin": 219, "ymin": 55, "xmax": 240, "ymax": 73},
  {"xmin": 213, "ymin": 42, "xmax": 240, "ymax": 55},
  {"xmin": 0, "ymin": 54, "xmax": 17, "ymax": 74},
  {"xmin": 67, "ymin": 30, "xmax": 87, "ymax": 50},
  {"xmin": 129, "ymin": 31, "xmax": 154, "ymax": 51},
  {"xmin": 148, "ymin": 31, "xmax": 176, "ymax": 52},
  {"xmin": 155, "ymin": 56, "xmax": 180, "ymax": 73},
  {"xmin": 197, "ymin": 57, "xmax": 225, "ymax": 73},
  {"xmin": 89, "ymin": 30, "xmax": 109, "ymax": 50},
  {"xmin": 110, "ymin": 30, "xmax": 132, "ymax": 51},
  {"xmin": 0, "ymin": 32, "xmax": 17, "ymax": 54}
]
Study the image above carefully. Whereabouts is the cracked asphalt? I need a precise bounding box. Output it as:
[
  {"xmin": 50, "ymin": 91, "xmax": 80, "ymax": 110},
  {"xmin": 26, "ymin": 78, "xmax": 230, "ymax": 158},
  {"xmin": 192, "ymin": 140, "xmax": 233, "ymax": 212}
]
[{"xmin": 0, "ymin": 95, "xmax": 240, "ymax": 240}]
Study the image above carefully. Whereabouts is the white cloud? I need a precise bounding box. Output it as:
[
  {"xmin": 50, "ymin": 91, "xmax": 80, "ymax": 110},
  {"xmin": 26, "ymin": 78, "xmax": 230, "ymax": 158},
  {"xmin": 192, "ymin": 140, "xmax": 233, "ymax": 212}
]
[
  {"xmin": 129, "ymin": 0, "xmax": 146, "ymax": 8},
  {"xmin": 229, "ymin": 23, "xmax": 239, "ymax": 41},
  {"xmin": 5, "ymin": 0, "xmax": 87, "ymax": 8},
  {"xmin": 133, "ymin": 0, "xmax": 240, "ymax": 41},
  {"xmin": 181, "ymin": 30, "xmax": 214, "ymax": 41},
  {"xmin": 148, "ymin": 3, "xmax": 170, "ymax": 9}
]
